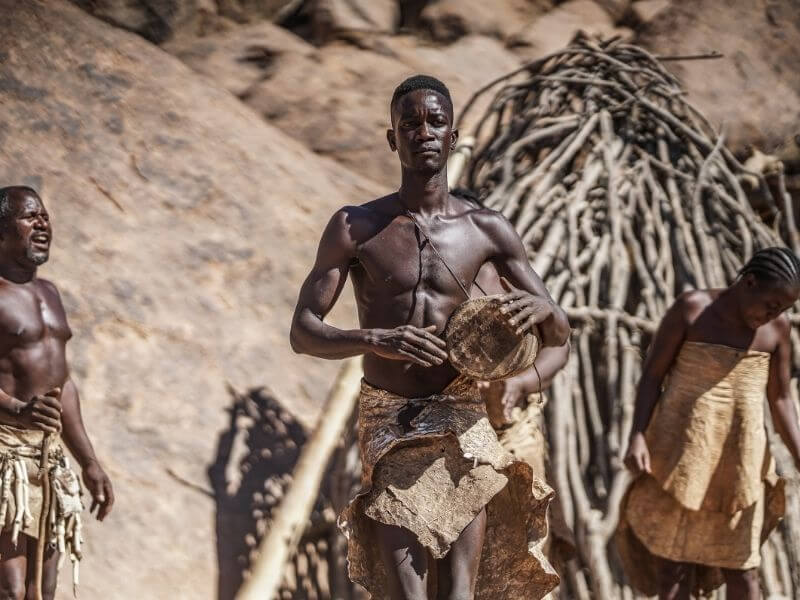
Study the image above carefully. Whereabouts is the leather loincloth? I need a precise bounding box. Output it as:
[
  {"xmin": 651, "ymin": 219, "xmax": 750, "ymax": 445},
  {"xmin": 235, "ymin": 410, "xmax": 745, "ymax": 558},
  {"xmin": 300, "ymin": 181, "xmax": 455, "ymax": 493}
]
[{"xmin": 338, "ymin": 376, "xmax": 559, "ymax": 599}]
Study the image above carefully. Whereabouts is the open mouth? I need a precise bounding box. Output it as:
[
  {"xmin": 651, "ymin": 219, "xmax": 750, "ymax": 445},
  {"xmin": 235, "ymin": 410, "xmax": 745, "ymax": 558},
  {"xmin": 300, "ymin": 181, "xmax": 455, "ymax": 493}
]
[{"xmin": 31, "ymin": 234, "xmax": 50, "ymax": 247}]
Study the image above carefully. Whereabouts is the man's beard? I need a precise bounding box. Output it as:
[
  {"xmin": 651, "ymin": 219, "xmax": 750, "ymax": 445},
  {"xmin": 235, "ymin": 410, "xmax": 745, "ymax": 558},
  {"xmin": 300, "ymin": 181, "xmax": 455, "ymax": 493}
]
[{"xmin": 26, "ymin": 246, "xmax": 49, "ymax": 266}]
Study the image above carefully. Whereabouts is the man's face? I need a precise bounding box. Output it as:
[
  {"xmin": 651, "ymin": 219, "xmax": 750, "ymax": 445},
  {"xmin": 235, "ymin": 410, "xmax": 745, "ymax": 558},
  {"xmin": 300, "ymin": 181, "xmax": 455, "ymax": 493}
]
[
  {"xmin": 387, "ymin": 89, "xmax": 457, "ymax": 173},
  {"xmin": 1, "ymin": 190, "xmax": 52, "ymax": 267}
]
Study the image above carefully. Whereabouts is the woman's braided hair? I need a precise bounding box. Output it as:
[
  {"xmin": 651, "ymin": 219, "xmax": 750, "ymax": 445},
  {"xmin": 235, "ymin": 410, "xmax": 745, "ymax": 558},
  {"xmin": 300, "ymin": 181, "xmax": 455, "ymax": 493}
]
[{"xmin": 739, "ymin": 246, "xmax": 800, "ymax": 286}]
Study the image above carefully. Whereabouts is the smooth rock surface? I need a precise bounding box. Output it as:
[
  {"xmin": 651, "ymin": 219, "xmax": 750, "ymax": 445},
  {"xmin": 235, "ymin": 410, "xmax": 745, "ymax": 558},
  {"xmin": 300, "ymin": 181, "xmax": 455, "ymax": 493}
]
[
  {"xmin": 0, "ymin": 2, "xmax": 376, "ymax": 598},
  {"xmin": 509, "ymin": 0, "xmax": 621, "ymax": 60},
  {"xmin": 637, "ymin": 0, "xmax": 800, "ymax": 154},
  {"xmin": 173, "ymin": 32, "xmax": 521, "ymax": 188},
  {"xmin": 419, "ymin": 0, "xmax": 552, "ymax": 42}
]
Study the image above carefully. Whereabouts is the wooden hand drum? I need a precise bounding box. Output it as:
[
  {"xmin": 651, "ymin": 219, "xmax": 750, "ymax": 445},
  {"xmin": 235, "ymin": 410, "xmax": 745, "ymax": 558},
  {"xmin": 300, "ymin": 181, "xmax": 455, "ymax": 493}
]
[{"xmin": 444, "ymin": 294, "xmax": 540, "ymax": 381}]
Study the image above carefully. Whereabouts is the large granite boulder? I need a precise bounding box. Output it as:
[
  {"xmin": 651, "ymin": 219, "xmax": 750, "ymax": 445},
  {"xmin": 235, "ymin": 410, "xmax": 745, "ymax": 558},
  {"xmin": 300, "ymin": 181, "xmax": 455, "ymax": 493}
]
[
  {"xmin": 68, "ymin": 0, "xmax": 213, "ymax": 42},
  {"xmin": 418, "ymin": 0, "xmax": 553, "ymax": 43},
  {"xmin": 637, "ymin": 0, "xmax": 800, "ymax": 155},
  {"xmin": 167, "ymin": 29, "xmax": 522, "ymax": 188},
  {"xmin": 163, "ymin": 20, "xmax": 315, "ymax": 97},
  {"xmin": 509, "ymin": 0, "xmax": 628, "ymax": 60},
  {"xmin": 0, "ymin": 2, "xmax": 377, "ymax": 598},
  {"xmin": 68, "ymin": 0, "xmax": 298, "ymax": 42},
  {"xmin": 306, "ymin": 0, "xmax": 400, "ymax": 43}
]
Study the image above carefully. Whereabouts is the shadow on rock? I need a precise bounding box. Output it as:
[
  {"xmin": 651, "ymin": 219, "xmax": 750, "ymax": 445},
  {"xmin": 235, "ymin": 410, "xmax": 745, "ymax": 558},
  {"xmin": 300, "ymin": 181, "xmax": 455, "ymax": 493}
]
[{"xmin": 209, "ymin": 385, "xmax": 365, "ymax": 600}]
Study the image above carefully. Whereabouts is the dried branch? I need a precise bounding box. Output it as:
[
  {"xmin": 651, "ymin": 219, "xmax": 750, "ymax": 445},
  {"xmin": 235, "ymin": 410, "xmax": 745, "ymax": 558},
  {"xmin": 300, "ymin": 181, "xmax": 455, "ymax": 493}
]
[{"xmin": 458, "ymin": 37, "xmax": 797, "ymax": 599}]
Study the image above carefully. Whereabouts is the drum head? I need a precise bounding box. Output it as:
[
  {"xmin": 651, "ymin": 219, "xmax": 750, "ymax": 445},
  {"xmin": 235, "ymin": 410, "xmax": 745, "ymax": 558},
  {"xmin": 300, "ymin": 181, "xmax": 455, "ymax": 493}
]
[{"xmin": 444, "ymin": 294, "xmax": 539, "ymax": 381}]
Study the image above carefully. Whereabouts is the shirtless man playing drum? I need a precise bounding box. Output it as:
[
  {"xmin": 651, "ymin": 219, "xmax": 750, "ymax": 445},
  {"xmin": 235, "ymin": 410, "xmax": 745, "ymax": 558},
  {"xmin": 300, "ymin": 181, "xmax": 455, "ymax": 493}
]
[{"xmin": 291, "ymin": 75, "xmax": 568, "ymax": 600}]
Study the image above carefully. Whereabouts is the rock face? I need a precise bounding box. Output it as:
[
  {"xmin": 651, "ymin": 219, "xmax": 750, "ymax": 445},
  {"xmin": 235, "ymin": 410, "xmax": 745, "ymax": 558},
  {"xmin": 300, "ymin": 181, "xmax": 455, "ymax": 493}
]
[
  {"xmin": 418, "ymin": 0, "xmax": 553, "ymax": 43},
  {"xmin": 68, "ymin": 0, "xmax": 211, "ymax": 42},
  {"xmin": 0, "ymin": 2, "xmax": 377, "ymax": 598},
  {"xmin": 307, "ymin": 0, "xmax": 400, "ymax": 43},
  {"xmin": 217, "ymin": 0, "xmax": 295, "ymax": 22},
  {"xmin": 630, "ymin": 0, "xmax": 671, "ymax": 25},
  {"xmin": 508, "ymin": 0, "xmax": 625, "ymax": 60},
  {"xmin": 636, "ymin": 0, "xmax": 800, "ymax": 155},
  {"xmin": 68, "ymin": 0, "xmax": 297, "ymax": 42},
  {"xmin": 10, "ymin": 0, "xmax": 800, "ymax": 597},
  {"xmin": 594, "ymin": 0, "xmax": 631, "ymax": 22},
  {"xmin": 163, "ymin": 20, "xmax": 315, "ymax": 97},
  {"xmin": 168, "ymin": 29, "xmax": 522, "ymax": 188}
]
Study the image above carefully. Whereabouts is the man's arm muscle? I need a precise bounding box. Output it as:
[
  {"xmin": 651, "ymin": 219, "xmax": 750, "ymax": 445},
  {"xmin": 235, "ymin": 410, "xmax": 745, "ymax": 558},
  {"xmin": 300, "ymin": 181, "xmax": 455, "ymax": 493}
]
[
  {"xmin": 61, "ymin": 376, "xmax": 115, "ymax": 520},
  {"xmin": 290, "ymin": 209, "xmax": 371, "ymax": 359},
  {"xmin": 486, "ymin": 214, "xmax": 570, "ymax": 346}
]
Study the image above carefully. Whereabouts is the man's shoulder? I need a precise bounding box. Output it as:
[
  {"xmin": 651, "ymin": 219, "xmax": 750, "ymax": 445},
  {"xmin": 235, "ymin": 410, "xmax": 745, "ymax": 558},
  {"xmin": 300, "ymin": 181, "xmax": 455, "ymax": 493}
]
[
  {"xmin": 0, "ymin": 277, "xmax": 59, "ymax": 296},
  {"xmin": 33, "ymin": 277, "xmax": 60, "ymax": 296},
  {"xmin": 451, "ymin": 196, "xmax": 506, "ymax": 229},
  {"xmin": 0, "ymin": 278, "xmax": 64, "ymax": 314},
  {"xmin": 333, "ymin": 193, "xmax": 399, "ymax": 221},
  {"xmin": 324, "ymin": 194, "xmax": 399, "ymax": 245},
  {"xmin": 462, "ymin": 202, "xmax": 519, "ymax": 247},
  {"xmin": 359, "ymin": 193, "xmax": 400, "ymax": 215},
  {"xmin": 35, "ymin": 278, "xmax": 65, "ymax": 306},
  {"xmin": 36, "ymin": 277, "xmax": 59, "ymax": 291}
]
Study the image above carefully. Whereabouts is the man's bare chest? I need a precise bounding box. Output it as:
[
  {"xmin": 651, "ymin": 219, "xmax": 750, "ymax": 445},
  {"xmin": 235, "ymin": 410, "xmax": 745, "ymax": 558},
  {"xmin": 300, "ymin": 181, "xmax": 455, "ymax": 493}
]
[
  {"xmin": 0, "ymin": 288, "xmax": 70, "ymax": 348},
  {"xmin": 355, "ymin": 221, "xmax": 489, "ymax": 297}
]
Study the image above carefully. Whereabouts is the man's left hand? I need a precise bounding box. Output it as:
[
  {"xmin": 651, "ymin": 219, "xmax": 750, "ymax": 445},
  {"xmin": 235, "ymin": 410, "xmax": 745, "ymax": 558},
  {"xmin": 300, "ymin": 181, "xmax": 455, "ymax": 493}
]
[
  {"xmin": 83, "ymin": 460, "xmax": 115, "ymax": 521},
  {"xmin": 497, "ymin": 277, "xmax": 551, "ymax": 337}
]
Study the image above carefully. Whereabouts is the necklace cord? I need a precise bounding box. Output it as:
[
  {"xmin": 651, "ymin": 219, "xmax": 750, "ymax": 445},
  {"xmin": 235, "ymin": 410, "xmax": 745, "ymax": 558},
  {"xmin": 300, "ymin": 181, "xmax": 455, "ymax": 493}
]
[{"xmin": 403, "ymin": 210, "xmax": 482, "ymax": 300}]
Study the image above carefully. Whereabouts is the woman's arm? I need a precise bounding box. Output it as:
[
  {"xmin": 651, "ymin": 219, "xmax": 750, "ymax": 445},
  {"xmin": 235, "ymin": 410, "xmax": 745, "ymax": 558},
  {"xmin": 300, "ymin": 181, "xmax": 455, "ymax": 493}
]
[
  {"xmin": 624, "ymin": 292, "xmax": 692, "ymax": 473},
  {"xmin": 767, "ymin": 315, "xmax": 800, "ymax": 470}
]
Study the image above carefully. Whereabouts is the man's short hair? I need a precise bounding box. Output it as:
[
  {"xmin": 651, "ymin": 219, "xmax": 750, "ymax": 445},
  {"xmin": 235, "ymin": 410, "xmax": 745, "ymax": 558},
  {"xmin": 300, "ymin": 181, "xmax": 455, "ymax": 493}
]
[
  {"xmin": 390, "ymin": 74, "xmax": 453, "ymax": 120},
  {"xmin": 0, "ymin": 186, "xmax": 37, "ymax": 225}
]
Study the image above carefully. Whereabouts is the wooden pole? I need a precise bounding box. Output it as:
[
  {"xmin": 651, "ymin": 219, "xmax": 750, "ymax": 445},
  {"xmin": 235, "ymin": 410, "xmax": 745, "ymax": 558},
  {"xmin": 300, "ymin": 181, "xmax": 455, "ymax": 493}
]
[
  {"xmin": 447, "ymin": 136, "xmax": 476, "ymax": 190},
  {"xmin": 34, "ymin": 433, "xmax": 54, "ymax": 600},
  {"xmin": 235, "ymin": 356, "xmax": 363, "ymax": 600}
]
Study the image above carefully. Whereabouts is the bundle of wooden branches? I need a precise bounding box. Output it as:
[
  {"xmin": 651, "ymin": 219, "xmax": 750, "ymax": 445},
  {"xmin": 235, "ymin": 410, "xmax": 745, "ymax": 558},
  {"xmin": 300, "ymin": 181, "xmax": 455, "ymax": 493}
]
[{"xmin": 456, "ymin": 36, "xmax": 800, "ymax": 599}]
